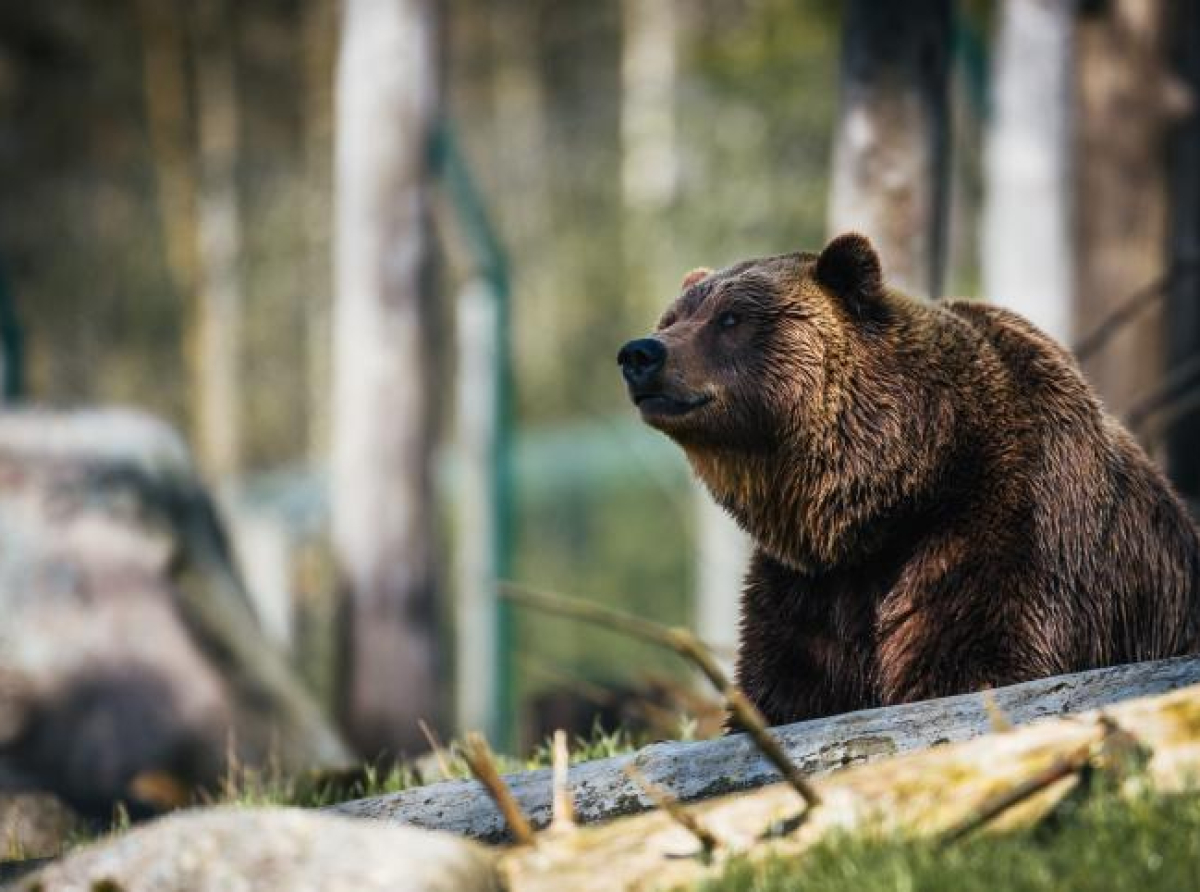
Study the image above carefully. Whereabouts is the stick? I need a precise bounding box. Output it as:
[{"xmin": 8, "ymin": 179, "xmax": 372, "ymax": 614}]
[
  {"xmin": 981, "ymin": 690, "xmax": 1013, "ymax": 733},
  {"xmin": 500, "ymin": 583, "xmax": 821, "ymax": 810},
  {"xmin": 937, "ymin": 722, "xmax": 1114, "ymax": 846},
  {"xmin": 417, "ymin": 718, "xmax": 455, "ymax": 781},
  {"xmin": 549, "ymin": 729, "xmax": 576, "ymax": 833},
  {"xmin": 461, "ymin": 732, "xmax": 536, "ymax": 846},
  {"xmin": 623, "ymin": 763, "xmax": 720, "ymax": 859}
]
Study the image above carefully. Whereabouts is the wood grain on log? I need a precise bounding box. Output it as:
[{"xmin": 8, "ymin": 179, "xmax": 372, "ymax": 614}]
[
  {"xmin": 500, "ymin": 677, "xmax": 1200, "ymax": 892},
  {"xmin": 331, "ymin": 654, "xmax": 1200, "ymax": 841}
]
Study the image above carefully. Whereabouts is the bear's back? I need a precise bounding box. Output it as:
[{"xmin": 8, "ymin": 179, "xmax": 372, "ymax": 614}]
[{"xmin": 942, "ymin": 298, "xmax": 1200, "ymax": 663}]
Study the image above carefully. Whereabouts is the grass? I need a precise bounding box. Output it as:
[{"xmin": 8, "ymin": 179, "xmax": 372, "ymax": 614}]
[
  {"xmin": 208, "ymin": 721, "xmax": 641, "ymax": 810},
  {"xmin": 18, "ymin": 725, "xmax": 1199, "ymax": 892},
  {"xmin": 701, "ymin": 786, "xmax": 1200, "ymax": 892}
]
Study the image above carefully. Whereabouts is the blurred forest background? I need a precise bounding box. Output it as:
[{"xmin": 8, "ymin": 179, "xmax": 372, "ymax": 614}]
[{"xmin": 1, "ymin": 0, "xmax": 1199, "ymax": 766}]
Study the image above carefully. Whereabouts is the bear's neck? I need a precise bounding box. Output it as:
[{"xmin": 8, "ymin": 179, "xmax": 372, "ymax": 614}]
[
  {"xmin": 685, "ymin": 447, "xmax": 850, "ymax": 574},
  {"xmin": 685, "ymin": 382, "xmax": 969, "ymax": 577},
  {"xmin": 689, "ymin": 446, "xmax": 946, "ymax": 576}
]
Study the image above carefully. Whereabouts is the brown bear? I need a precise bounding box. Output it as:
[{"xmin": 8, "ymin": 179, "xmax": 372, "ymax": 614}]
[{"xmin": 618, "ymin": 233, "xmax": 1200, "ymax": 726}]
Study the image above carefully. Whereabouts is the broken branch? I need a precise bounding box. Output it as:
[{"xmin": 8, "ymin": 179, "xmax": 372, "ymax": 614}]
[
  {"xmin": 623, "ymin": 763, "xmax": 720, "ymax": 860},
  {"xmin": 501, "ymin": 582, "xmax": 821, "ymax": 810},
  {"xmin": 461, "ymin": 732, "xmax": 535, "ymax": 847}
]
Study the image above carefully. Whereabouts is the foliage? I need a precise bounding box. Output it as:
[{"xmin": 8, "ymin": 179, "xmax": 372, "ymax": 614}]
[{"xmin": 701, "ymin": 788, "xmax": 1200, "ymax": 892}]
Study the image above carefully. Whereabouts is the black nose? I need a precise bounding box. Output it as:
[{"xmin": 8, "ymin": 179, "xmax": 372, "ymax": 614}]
[{"xmin": 617, "ymin": 337, "xmax": 667, "ymax": 387}]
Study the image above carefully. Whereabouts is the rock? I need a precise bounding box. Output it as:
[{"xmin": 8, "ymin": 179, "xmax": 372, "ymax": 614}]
[
  {"xmin": 0, "ymin": 408, "xmax": 350, "ymax": 818},
  {"xmin": 0, "ymin": 793, "xmax": 79, "ymax": 859},
  {"xmin": 15, "ymin": 807, "xmax": 500, "ymax": 892}
]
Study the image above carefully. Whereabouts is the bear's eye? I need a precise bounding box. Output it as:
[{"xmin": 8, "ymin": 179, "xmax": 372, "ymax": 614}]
[{"xmin": 717, "ymin": 311, "xmax": 741, "ymax": 330}]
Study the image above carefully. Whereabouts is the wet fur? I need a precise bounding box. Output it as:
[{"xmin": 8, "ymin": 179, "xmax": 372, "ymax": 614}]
[{"xmin": 630, "ymin": 235, "xmax": 1200, "ymax": 725}]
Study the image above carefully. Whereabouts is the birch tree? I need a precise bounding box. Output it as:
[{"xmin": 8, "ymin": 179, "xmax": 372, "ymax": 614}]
[
  {"xmin": 332, "ymin": 0, "xmax": 442, "ymax": 758},
  {"xmin": 828, "ymin": 0, "xmax": 952, "ymax": 298},
  {"xmin": 981, "ymin": 0, "xmax": 1075, "ymax": 345}
]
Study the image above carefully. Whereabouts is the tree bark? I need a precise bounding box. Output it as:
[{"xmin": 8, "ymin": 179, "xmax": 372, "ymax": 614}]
[
  {"xmin": 619, "ymin": 0, "xmax": 679, "ymax": 211},
  {"xmin": 1166, "ymin": 1, "xmax": 1200, "ymax": 503},
  {"xmin": 192, "ymin": 0, "xmax": 243, "ymax": 479},
  {"xmin": 827, "ymin": 0, "xmax": 952, "ymax": 298},
  {"xmin": 135, "ymin": 0, "xmax": 198, "ymax": 332},
  {"xmin": 1076, "ymin": 0, "xmax": 1189, "ymax": 430},
  {"xmin": 332, "ymin": 0, "xmax": 443, "ymax": 758},
  {"xmin": 302, "ymin": 0, "xmax": 336, "ymax": 468},
  {"xmin": 982, "ymin": 0, "xmax": 1075, "ymax": 344}
]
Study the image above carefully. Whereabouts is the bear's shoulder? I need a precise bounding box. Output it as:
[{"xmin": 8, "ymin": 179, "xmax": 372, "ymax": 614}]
[
  {"xmin": 939, "ymin": 299, "xmax": 1071, "ymax": 361},
  {"xmin": 937, "ymin": 298, "xmax": 1092, "ymax": 409}
]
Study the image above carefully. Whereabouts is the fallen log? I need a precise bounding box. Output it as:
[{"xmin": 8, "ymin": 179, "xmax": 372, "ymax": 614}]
[
  {"xmin": 499, "ymin": 677, "xmax": 1200, "ymax": 891},
  {"xmin": 331, "ymin": 654, "xmax": 1200, "ymax": 840}
]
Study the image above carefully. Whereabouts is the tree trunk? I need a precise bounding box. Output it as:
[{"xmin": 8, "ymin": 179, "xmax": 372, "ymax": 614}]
[
  {"xmin": 982, "ymin": 0, "xmax": 1075, "ymax": 344},
  {"xmin": 827, "ymin": 0, "xmax": 952, "ymax": 299},
  {"xmin": 620, "ymin": 0, "xmax": 679, "ymax": 211},
  {"xmin": 135, "ymin": 0, "xmax": 198, "ymax": 337},
  {"xmin": 1075, "ymin": 0, "xmax": 1189, "ymax": 433},
  {"xmin": 332, "ymin": 0, "xmax": 443, "ymax": 758},
  {"xmin": 1166, "ymin": 1, "xmax": 1200, "ymax": 504},
  {"xmin": 192, "ymin": 0, "xmax": 243, "ymax": 480},
  {"xmin": 453, "ymin": 278, "xmax": 503, "ymax": 741},
  {"xmin": 302, "ymin": 0, "xmax": 336, "ymax": 468},
  {"xmin": 0, "ymin": 269, "xmax": 19, "ymax": 403}
]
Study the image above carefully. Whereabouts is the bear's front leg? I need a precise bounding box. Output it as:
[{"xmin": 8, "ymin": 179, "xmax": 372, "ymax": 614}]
[
  {"xmin": 735, "ymin": 548, "xmax": 880, "ymax": 725},
  {"xmin": 874, "ymin": 548, "xmax": 1068, "ymax": 705}
]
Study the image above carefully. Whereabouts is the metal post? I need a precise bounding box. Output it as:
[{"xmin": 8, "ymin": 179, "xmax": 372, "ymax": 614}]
[
  {"xmin": 0, "ymin": 266, "xmax": 23, "ymax": 403},
  {"xmin": 435, "ymin": 123, "xmax": 516, "ymax": 748}
]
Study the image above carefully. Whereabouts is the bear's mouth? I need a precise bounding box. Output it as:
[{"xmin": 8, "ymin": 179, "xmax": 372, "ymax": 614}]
[{"xmin": 633, "ymin": 391, "xmax": 713, "ymax": 418}]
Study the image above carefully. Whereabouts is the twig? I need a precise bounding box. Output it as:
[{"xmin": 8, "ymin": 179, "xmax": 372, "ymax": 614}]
[
  {"xmin": 939, "ymin": 720, "xmax": 1118, "ymax": 846},
  {"xmin": 939, "ymin": 746, "xmax": 1091, "ymax": 845},
  {"xmin": 501, "ymin": 582, "xmax": 821, "ymax": 810},
  {"xmin": 1073, "ymin": 273, "xmax": 1170, "ymax": 361},
  {"xmin": 461, "ymin": 732, "xmax": 536, "ymax": 846},
  {"xmin": 1072, "ymin": 260, "xmax": 1200, "ymax": 362},
  {"xmin": 981, "ymin": 690, "xmax": 1013, "ymax": 733},
  {"xmin": 1127, "ymin": 353, "xmax": 1200, "ymax": 430},
  {"xmin": 1141, "ymin": 387, "xmax": 1200, "ymax": 447},
  {"xmin": 549, "ymin": 729, "xmax": 576, "ymax": 833},
  {"xmin": 417, "ymin": 718, "xmax": 454, "ymax": 780},
  {"xmin": 623, "ymin": 763, "xmax": 721, "ymax": 860}
]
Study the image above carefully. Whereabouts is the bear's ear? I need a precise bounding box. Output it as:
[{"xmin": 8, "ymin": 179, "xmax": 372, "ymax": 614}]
[
  {"xmin": 815, "ymin": 233, "xmax": 883, "ymax": 312},
  {"xmin": 681, "ymin": 267, "xmax": 713, "ymax": 291}
]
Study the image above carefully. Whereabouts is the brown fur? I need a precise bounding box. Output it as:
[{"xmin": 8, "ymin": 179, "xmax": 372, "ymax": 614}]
[{"xmin": 620, "ymin": 233, "xmax": 1200, "ymax": 725}]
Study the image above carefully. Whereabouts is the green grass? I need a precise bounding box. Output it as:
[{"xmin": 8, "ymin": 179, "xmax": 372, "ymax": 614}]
[
  {"xmin": 702, "ymin": 787, "xmax": 1200, "ymax": 892},
  {"xmin": 209, "ymin": 723, "xmax": 640, "ymax": 810},
  {"xmin": 0, "ymin": 724, "xmax": 642, "ymax": 873}
]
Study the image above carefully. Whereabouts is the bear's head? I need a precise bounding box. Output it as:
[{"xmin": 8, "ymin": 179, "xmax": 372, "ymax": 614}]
[{"xmin": 618, "ymin": 233, "xmax": 947, "ymax": 571}]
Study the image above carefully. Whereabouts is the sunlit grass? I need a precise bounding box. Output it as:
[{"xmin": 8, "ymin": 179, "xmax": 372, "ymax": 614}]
[
  {"xmin": 701, "ymin": 788, "xmax": 1200, "ymax": 892},
  {"xmin": 209, "ymin": 721, "xmax": 641, "ymax": 810}
]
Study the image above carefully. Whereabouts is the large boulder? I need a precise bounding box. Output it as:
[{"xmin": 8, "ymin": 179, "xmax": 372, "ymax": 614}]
[
  {"xmin": 0, "ymin": 408, "xmax": 350, "ymax": 819},
  {"xmin": 14, "ymin": 807, "xmax": 499, "ymax": 892}
]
